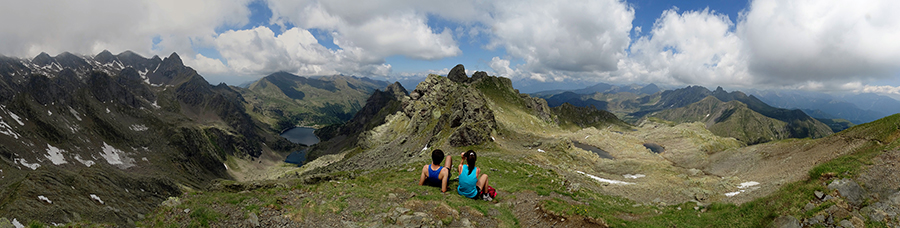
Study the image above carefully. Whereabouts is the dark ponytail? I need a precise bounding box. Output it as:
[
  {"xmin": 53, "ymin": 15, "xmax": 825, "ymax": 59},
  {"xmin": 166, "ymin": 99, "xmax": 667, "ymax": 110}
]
[{"xmin": 466, "ymin": 150, "xmax": 476, "ymax": 175}]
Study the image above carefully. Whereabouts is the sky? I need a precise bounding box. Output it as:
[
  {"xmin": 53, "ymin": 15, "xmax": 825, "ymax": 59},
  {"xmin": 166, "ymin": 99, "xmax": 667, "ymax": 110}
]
[{"xmin": 1, "ymin": 0, "xmax": 900, "ymax": 97}]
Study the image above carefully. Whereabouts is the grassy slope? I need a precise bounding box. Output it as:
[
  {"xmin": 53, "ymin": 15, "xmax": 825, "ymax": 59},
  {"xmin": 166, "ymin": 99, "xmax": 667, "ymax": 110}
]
[{"xmin": 650, "ymin": 96, "xmax": 791, "ymax": 144}]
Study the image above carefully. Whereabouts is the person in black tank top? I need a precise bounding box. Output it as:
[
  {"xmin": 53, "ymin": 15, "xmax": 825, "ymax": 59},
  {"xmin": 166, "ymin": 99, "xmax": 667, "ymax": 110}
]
[{"xmin": 418, "ymin": 149, "xmax": 453, "ymax": 192}]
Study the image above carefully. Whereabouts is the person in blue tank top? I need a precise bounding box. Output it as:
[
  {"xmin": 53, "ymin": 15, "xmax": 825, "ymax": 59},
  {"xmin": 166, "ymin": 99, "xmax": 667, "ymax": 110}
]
[
  {"xmin": 419, "ymin": 149, "xmax": 452, "ymax": 192},
  {"xmin": 457, "ymin": 150, "xmax": 491, "ymax": 200}
]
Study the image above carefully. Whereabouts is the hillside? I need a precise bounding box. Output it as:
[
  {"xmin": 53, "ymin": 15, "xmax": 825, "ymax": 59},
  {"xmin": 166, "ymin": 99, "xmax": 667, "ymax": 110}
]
[
  {"xmin": 648, "ymin": 95, "xmax": 833, "ymax": 144},
  {"xmin": 237, "ymin": 72, "xmax": 389, "ymax": 131},
  {"xmin": 135, "ymin": 64, "xmax": 900, "ymax": 227},
  {"xmin": 0, "ymin": 51, "xmax": 301, "ymax": 226}
]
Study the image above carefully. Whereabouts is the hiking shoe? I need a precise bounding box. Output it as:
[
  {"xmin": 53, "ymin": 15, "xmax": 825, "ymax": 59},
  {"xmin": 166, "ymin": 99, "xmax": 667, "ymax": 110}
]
[{"xmin": 482, "ymin": 193, "xmax": 493, "ymax": 201}]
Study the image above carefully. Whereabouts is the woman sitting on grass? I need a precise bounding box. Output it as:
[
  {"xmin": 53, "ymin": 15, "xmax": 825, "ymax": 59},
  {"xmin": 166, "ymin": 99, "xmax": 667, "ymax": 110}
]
[
  {"xmin": 418, "ymin": 149, "xmax": 452, "ymax": 192},
  {"xmin": 457, "ymin": 150, "xmax": 492, "ymax": 201}
]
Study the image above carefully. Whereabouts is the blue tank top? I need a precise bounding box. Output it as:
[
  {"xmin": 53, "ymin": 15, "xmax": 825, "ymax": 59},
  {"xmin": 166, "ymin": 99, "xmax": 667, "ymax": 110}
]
[
  {"xmin": 457, "ymin": 165, "xmax": 479, "ymax": 198},
  {"xmin": 424, "ymin": 165, "xmax": 443, "ymax": 187}
]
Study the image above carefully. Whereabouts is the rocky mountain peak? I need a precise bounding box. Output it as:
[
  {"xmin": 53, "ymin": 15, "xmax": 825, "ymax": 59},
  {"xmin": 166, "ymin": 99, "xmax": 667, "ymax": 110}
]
[
  {"xmin": 32, "ymin": 52, "xmax": 55, "ymax": 66},
  {"xmin": 163, "ymin": 52, "xmax": 183, "ymax": 67},
  {"xmin": 448, "ymin": 64, "xmax": 468, "ymax": 83},
  {"xmin": 94, "ymin": 50, "xmax": 116, "ymax": 63},
  {"xmin": 385, "ymin": 81, "xmax": 408, "ymax": 98}
]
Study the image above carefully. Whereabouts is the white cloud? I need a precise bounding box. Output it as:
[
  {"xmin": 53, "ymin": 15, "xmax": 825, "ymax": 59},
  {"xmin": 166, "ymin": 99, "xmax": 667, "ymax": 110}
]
[
  {"xmin": 740, "ymin": 0, "xmax": 900, "ymax": 84},
  {"xmin": 267, "ymin": 0, "xmax": 463, "ymax": 61},
  {"xmin": 0, "ymin": 0, "xmax": 252, "ymax": 58},
  {"xmin": 185, "ymin": 54, "xmax": 229, "ymax": 75},
  {"xmin": 487, "ymin": 0, "xmax": 634, "ymax": 74},
  {"xmin": 213, "ymin": 26, "xmax": 391, "ymax": 77},
  {"xmin": 489, "ymin": 57, "xmax": 515, "ymax": 77},
  {"xmin": 626, "ymin": 8, "xmax": 751, "ymax": 88}
]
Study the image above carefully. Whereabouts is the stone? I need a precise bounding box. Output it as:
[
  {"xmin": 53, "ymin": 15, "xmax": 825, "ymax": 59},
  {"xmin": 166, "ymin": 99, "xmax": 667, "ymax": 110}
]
[
  {"xmin": 861, "ymin": 205, "xmax": 886, "ymax": 222},
  {"xmin": 803, "ymin": 202, "xmax": 816, "ymax": 212},
  {"xmin": 824, "ymin": 195, "xmax": 834, "ymax": 201},
  {"xmin": 807, "ymin": 214, "xmax": 825, "ymax": 225},
  {"xmin": 448, "ymin": 64, "xmax": 469, "ymax": 83},
  {"xmin": 815, "ymin": 191, "xmax": 825, "ymax": 200},
  {"xmin": 826, "ymin": 205, "xmax": 851, "ymax": 220},
  {"xmin": 771, "ymin": 215, "xmax": 800, "ymax": 228},
  {"xmin": 459, "ymin": 218, "xmax": 474, "ymax": 228},
  {"xmin": 850, "ymin": 216, "xmax": 864, "ymax": 228},
  {"xmin": 838, "ymin": 219, "xmax": 853, "ymax": 228},
  {"xmin": 890, "ymin": 191, "xmax": 900, "ymax": 206},
  {"xmin": 248, "ymin": 212, "xmax": 260, "ymax": 227},
  {"xmin": 828, "ymin": 178, "xmax": 867, "ymax": 207},
  {"xmin": 395, "ymin": 207, "xmax": 411, "ymax": 215}
]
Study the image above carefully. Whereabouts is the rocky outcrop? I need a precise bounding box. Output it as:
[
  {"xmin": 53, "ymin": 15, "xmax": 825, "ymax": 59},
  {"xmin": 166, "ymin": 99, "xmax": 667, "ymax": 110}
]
[{"xmin": 448, "ymin": 64, "xmax": 468, "ymax": 83}]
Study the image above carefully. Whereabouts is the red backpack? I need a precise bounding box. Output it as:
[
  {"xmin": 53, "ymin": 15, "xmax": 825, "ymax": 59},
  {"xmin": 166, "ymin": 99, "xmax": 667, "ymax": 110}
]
[{"xmin": 485, "ymin": 185, "xmax": 497, "ymax": 198}]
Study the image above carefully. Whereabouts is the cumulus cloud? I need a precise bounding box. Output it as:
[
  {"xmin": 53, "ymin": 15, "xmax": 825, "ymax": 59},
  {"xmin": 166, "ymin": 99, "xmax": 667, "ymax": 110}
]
[
  {"xmin": 0, "ymin": 0, "xmax": 251, "ymax": 58},
  {"xmin": 740, "ymin": 0, "xmax": 900, "ymax": 84},
  {"xmin": 213, "ymin": 26, "xmax": 391, "ymax": 77},
  {"xmin": 487, "ymin": 0, "xmax": 634, "ymax": 75},
  {"xmin": 626, "ymin": 8, "xmax": 751, "ymax": 87},
  {"xmin": 267, "ymin": 0, "xmax": 464, "ymax": 61}
]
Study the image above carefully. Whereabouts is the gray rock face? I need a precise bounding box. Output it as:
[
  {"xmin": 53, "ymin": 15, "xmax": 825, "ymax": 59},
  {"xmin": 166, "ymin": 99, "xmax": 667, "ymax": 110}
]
[
  {"xmin": 448, "ymin": 64, "xmax": 469, "ymax": 83},
  {"xmin": 471, "ymin": 71, "xmax": 488, "ymax": 81},
  {"xmin": 771, "ymin": 215, "xmax": 800, "ymax": 228},
  {"xmin": 828, "ymin": 178, "xmax": 867, "ymax": 207}
]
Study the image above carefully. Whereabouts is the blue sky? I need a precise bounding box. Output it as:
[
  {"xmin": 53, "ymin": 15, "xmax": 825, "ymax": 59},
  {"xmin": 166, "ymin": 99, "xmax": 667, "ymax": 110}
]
[{"xmin": 2, "ymin": 0, "xmax": 899, "ymax": 97}]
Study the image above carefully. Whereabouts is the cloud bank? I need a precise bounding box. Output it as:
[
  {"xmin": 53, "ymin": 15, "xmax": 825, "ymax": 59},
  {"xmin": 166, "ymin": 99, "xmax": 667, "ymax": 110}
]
[{"xmin": 0, "ymin": 0, "xmax": 899, "ymax": 96}]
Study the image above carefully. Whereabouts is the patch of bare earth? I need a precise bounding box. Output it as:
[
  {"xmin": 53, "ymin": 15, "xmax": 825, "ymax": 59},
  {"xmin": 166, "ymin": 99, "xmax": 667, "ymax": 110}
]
[{"xmin": 508, "ymin": 191, "xmax": 608, "ymax": 228}]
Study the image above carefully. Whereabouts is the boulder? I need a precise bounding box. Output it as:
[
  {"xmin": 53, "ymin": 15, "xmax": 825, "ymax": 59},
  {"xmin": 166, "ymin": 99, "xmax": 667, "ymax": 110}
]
[
  {"xmin": 448, "ymin": 64, "xmax": 469, "ymax": 83},
  {"xmin": 771, "ymin": 215, "xmax": 800, "ymax": 228},
  {"xmin": 828, "ymin": 178, "xmax": 867, "ymax": 207}
]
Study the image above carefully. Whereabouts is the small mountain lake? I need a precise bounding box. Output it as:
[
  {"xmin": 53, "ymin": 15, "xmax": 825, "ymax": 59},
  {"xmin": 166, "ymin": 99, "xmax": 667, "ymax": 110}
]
[
  {"xmin": 643, "ymin": 143, "xmax": 665, "ymax": 154},
  {"xmin": 280, "ymin": 127, "xmax": 320, "ymax": 166},
  {"xmin": 573, "ymin": 141, "xmax": 614, "ymax": 159},
  {"xmin": 281, "ymin": 127, "xmax": 320, "ymax": 146}
]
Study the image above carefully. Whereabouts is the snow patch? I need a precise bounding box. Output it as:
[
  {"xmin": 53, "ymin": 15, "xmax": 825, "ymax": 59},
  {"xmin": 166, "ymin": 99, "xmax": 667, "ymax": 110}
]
[
  {"xmin": 45, "ymin": 144, "xmax": 67, "ymax": 165},
  {"xmin": 9, "ymin": 111, "xmax": 24, "ymax": 125},
  {"xmin": 90, "ymin": 194, "xmax": 104, "ymax": 204},
  {"xmin": 224, "ymin": 163, "xmax": 228, "ymax": 170},
  {"xmin": 739, "ymin": 181, "xmax": 760, "ymax": 189},
  {"xmin": 47, "ymin": 110, "xmax": 52, "ymax": 116},
  {"xmin": 623, "ymin": 174, "xmax": 645, "ymax": 179},
  {"xmin": 421, "ymin": 145, "xmax": 428, "ymax": 152},
  {"xmin": 99, "ymin": 142, "xmax": 134, "ymax": 168},
  {"xmin": 584, "ymin": 135, "xmax": 590, "ymax": 139},
  {"xmin": 106, "ymin": 108, "xmax": 110, "ymax": 113},
  {"xmin": 12, "ymin": 218, "xmax": 23, "ymax": 228},
  {"xmin": 150, "ymin": 100, "xmax": 161, "ymax": 109},
  {"xmin": 15, "ymin": 158, "xmax": 40, "ymax": 170},
  {"xmin": 537, "ymin": 149, "xmax": 546, "ymax": 153},
  {"xmin": 491, "ymin": 136, "xmax": 496, "ymax": 141},
  {"xmin": 0, "ymin": 120, "xmax": 21, "ymax": 139},
  {"xmin": 38, "ymin": 195, "xmax": 52, "ymax": 204},
  {"xmin": 129, "ymin": 124, "xmax": 148, "ymax": 131},
  {"xmin": 705, "ymin": 113, "xmax": 710, "ymax": 118},
  {"xmin": 74, "ymin": 154, "xmax": 95, "ymax": 167},
  {"xmin": 576, "ymin": 171, "xmax": 634, "ymax": 185},
  {"xmin": 69, "ymin": 106, "xmax": 82, "ymax": 121},
  {"xmin": 725, "ymin": 181, "xmax": 761, "ymax": 197}
]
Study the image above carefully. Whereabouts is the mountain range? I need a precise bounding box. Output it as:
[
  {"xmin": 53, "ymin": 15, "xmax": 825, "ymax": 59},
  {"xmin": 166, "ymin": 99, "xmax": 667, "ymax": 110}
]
[
  {"xmin": 0, "ymin": 51, "xmax": 301, "ymax": 226},
  {"xmin": 746, "ymin": 89, "xmax": 900, "ymax": 124},
  {"xmin": 536, "ymin": 85, "xmax": 834, "ymax": 144},
  {"xmin": 237, "ymin": 71, "xmax": 389, "ymax": 132}
]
